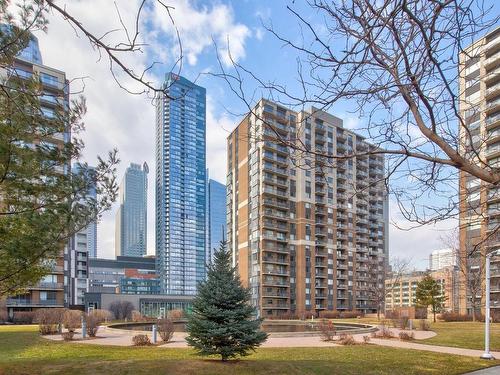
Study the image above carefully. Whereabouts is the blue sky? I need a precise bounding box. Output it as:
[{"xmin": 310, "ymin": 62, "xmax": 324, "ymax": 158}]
[{"xmin": 32, "ymin": 0, "xmax": 496, "ymax": 267}]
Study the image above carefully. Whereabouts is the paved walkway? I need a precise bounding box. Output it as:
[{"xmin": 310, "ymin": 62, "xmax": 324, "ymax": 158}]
[
  {"xmin": 464, "ymin": 366, "xmax": 500, "ymax": 374},
  {"xmin": 44, "ymin": 325, "xmax": 500, "ymax": 359}
]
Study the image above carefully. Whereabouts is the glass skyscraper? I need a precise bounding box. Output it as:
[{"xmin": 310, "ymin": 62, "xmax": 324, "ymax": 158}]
[
  {"xmin": 206, "ymin": 177, "xmax": 227, "ymax": 263},
  {"xmin": 155, "ymin": 73, "xmax": 206, "ymax": 295},
  {"xmin": 115, "ymin": 162, "xmax": 148, "ymax": 257}
]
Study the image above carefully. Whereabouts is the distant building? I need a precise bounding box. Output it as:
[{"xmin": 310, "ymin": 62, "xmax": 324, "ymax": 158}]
[
  {"xmin": 206, "ymin": 176, "xmax": 227, "ymax": 263},
  {"xmin": 155, "ymin": 73, "xmax": 207, "ymax": 295},
  {"xmin": 429, "ymin": 248, "xmax": 458, "ymax": 271},
  {"xmin": 115, "ymin": 163, "xmax": 148, "ymax": 257},
  {"xmin": 385, "ymin": 267, "xmax": 459, "ymax": 313},
  {"xmin": 88, "ymin": 256, "xmax": 156, "ymax": 294}
]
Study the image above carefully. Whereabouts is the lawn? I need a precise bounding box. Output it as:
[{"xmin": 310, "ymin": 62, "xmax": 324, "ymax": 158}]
[
  {"xmin": 423, "ymin": 321, "xmax": 500, "ymax": 351},
  {"xmin": 0, "ymin": 325, "xmax": 498, "ymax": 375}
]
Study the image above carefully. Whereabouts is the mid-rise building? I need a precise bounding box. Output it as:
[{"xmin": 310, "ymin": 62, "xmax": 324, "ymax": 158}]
[
  {"xmin": 115, "ymin": 162, "xmax": 148, "ymax": 257},
  {"xmin": 458, "ymin": 27, "xmax": 500, "ymax": 319},
  {"xmin": 385, "ymin": 268, "xmax": 459, "ymax": 313},
  {"xmin": 227, "ymin": 99, "xmax": 388, "ymax": 317},
  {"xmin": 155, "ymin": 73, "xmax": 207, "ymax": 295},
  {"xmin": 206, "ymin": 176, "xmax": 227, "ymax": 263},
  {"xmin": 4, "ymin": 34, "xmax": 68, "ymax": 314},
  {"xmin": 88, "ymin": 256, "xmax": 156, "ymax": 294},
  {"xmin": 429, "ymin": 248, "xmax": 458, "ymax": 271}
]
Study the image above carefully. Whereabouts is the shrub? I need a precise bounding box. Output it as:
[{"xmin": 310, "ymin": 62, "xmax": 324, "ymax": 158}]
[
  {"xmin": 363, "ymin": 335, "xmax": 371, "ymax": 344},
  {"xmin": 167, "ymin": 309, "xmax": 185, "ymax": 320},
  {"xmin": 91, "ymin": 309, "xmax": 112, "ymax": 323},
  {"xmin": 132, "ymin": 310, "xmax": 144, "ymax": 322},
  {"xmin": 318, "ymin": 311, "xmax": 340, "ymax": 319},
  {"xmin": 61, "ymin": 331, "xmax": 75, "ymax": 341},
  {"xmin": 399, "ymin": 331, "xmax": 415, "ymax": 341},
  {"xmin": 338, "ymin": 333, "xmax": 356, "ymax": 345},
  {"xmin": 340, "ymin": 311, "xmax": 364, "ymax": 319},
  {"xmin": 12, "ymin": 311, "xmax": 35, "ymax": 324},
  {"xmin": 400, "ymin": 317, "xmax": 409, "ymax": 330},
  {"xmin": 35, "ymin": 308, "xmax": 64, "ymax": 335},
  {"xmin": 84, "ymin": 312, "xmax": 102, "ymax": 337},
  {"xmin": 157, "ymin": 318, "xmax": 174, "ymax": 343},
  {"xmin": 318, "ymin": 319, "xmax": 336, "ymax": 341},
  {"xmin": 109, "ymin": 301, "xmax": 134, "ymax": 320},
  {"xmin": 63, "ymin": 310, "xmax": 81, "ymax": 333},
  {"xmin": 372, "ymin": 321, "xmax": 394, "ymax": 339},
  {"xmin": 419, "ymin": 319, "xmax": 431, "ymax": 331},
  {"xmin": 266, "ymin": 312, "xmax": 300, "ymax": 320},
  {"xmin": 132, "ymin": 334, "xmax": 151, "ymax": 346}
]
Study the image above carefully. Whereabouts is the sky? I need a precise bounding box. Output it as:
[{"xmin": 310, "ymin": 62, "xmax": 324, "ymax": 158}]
[{"xmin": 30, "ymin": 0, "xmax": 471, "ymax": 269}]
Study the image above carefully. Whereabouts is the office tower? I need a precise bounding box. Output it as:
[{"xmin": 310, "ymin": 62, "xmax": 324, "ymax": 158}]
[
  {"xmin": 155, "ymin": 73, "xmax": 206, "ymax": 295},
  {"xmin": 429, "ymin": 248, "xmax": 458, "ymax": 271},
  {"xmin": 4, "ymin": 34, "xmax": 67, "ymax": 313},
  {"xmin": 115, "ymin": 162, "xmax": 148, "ymax": 257},
  {"xmin": 227, "ymin": 99, "xmax": 388, "ymax": 317},
  {"xmin": 206, "ymin": 176, "xmax": 227, "ymax": 263},
  {"xmin": 67, "ymin": 164, "xmax": 97, "ymax": 307},
  {"xmin": 458, "ymin": 27, "xmax": 500, "ymax": 319}
]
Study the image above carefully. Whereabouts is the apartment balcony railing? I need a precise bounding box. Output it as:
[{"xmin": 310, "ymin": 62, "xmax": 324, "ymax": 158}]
[
  {"xmin": 485, "ymin": 52, "xmax": 500, "ymax": 69},
  {"xmin": 6, "ymin": 298, "xmax": 63, "ymax": 306}
]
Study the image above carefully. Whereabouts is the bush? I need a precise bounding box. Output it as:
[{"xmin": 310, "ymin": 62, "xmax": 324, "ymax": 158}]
[
  {"xmin": 363, "ymin": 335, "xmax": 371, "ymax": 344},
  {"xmin": 338, "ymin": 333, "xmax": 356, "ymax": 345},
  {"xmin": 157, "ymin": 318, "xmax": 174, "ymax": 343},
  {"xmin": 371, "ymin": 321, "xmax": 394, "ymax": 339},
  {"xmin": 12, "ymin": 311, "xmax": 35, "ymax": 324},
  {"xmin": 63, "ymin": 310, "xmax": 81, "ymax": 333},
  {"xmin": 61, "ymin": 331, "xmax": 75, "ymax": 341},
  {"xmin": 266, "ymin": 312, "xmax": 300, "ymax": 320},
  {"xmin": 132, "ymin": 334, "xmax": 151, "ymax": 346},
  {"xmin": 419, "ymin": 319, "xmax": 431, "ymax": 331},
  {"xmin": 167, "ymin": 309, "xmax": 185, "ymax": 320},
  {"xmin": 340, "ymin": 311, "xmax": 364, "ymax": 319},
  {"xmin": 318, "ymin": 319, "xmax": 336, "ymax": 341},
  {"xmin": 318, "ymin": 311, "xmax": 340, "ymax": 319},
  {"xmin": 35, "ymin": 308, "xmax": 64, "ymax": 335},
  {"xmin": 84, "ymin": 312, "xmax": 103, "ymax": 337},
  {"xmin": 91, "ymin": 309, "xmax": 112, "ymax": 323},
  {"xmin": 399, "ymin": 331, "xmax": 415, "ymax": 341},
  {"xmin": 132, "ymin": 310, "xmax": 144, "ymax": 322}
]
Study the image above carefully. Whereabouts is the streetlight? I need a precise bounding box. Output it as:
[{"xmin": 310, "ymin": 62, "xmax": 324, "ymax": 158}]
[{"xmin": 481, "ymin": 249, "xmax": 500, "ymax": 360}]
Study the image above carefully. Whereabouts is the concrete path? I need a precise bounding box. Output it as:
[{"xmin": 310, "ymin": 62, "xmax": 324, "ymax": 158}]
[
  {"xmin": 44, "ymin": 325, "xmax": 500, "ymax": 359},
  {"xmin": 464, "ymin": 366, "xmax": 500, "ymax": 374}
]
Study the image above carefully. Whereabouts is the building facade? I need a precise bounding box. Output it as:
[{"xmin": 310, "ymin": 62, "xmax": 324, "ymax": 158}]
[
  {"xmin": 385, "ymin": 268, "xmax": 459, "ymax": 313},
  {"xmin": 458, "ymin": 27, "xmax": 500, "ymax": 319},
  {"xmin": 88, "ymin": 256, "xmax": 156, "ymax": 294},
  {"xmin": 155, "ymin": 73, "xmax": 207, "ymax": 295},
  {"xmin": 4, "ymin": 34, "xmax": 68, "ymax": 315},
  {"xmin": 206, "ymin": 176, "xmax": 227, "ymax": 263},
  {"xmin": 227, "ymin": 99, "xmax": 388, "ymax": 317},
  {"xmin": 429, "ymin": 248, "xmax": 458, "ymax": 271},
  {"xmin": 115, "ymin": 162, "xmax": 148, "ymax": 257}
]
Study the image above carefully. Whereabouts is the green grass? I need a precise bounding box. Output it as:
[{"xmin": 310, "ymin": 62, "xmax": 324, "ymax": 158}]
[
  {"xmin": 0, "ymin": 325, "xmax": 498, "ymax": 375},
  {"xmin": 422, "ymin": 321, "xmax": 500, "ymax": 351}
]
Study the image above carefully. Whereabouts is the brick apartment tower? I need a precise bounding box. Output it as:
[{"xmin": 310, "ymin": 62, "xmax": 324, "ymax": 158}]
[
  {"xmin": 458, "ymin": 27, "xmax": 500, "ymax": 319},
  {"xmin": 227, "ymin": 99, "xmax": 388, "ymax": 318}
]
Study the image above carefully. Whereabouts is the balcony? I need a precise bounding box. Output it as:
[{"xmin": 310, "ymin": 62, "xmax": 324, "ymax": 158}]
[
  {"xmin": 486, "ymin": 81, "xmax": 500, "ymax": 99},
  {"xmin": 485, "ymin": 52, "xmax": 500, "ymax": 70},
  {"xmin": 6, "ymin": 298, "xmax": 64, "ymax": 307},
  {"xmin": 32, "ymin": 282, "xmax": 64, "ymax": 290}
]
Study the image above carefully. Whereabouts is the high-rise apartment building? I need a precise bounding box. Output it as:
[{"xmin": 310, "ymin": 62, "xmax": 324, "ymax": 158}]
[
  {"xmin": 4, "ymin": 35, "xmax": 67, "ymax": 314},
  {"xmin": 429, "ymin": 248, "xmax": 458, "ymax": 271},
  {"xmin": 206, "ymin": 176, "xmax": 227, "ymax": 263},
  {"xmin": 227, "ymin": 99, "xmax": 387, "ymax": 317},
  {"xmin": 115, "ymin": 162, "xmax": 148, "ymax": 257},
  {"xmin": 155, "ymin": 73, "xmax": 206, "ymax": 295},
  {"xmin": 458, "ymin": 27, "xmax": 500, "ymax": 319}
]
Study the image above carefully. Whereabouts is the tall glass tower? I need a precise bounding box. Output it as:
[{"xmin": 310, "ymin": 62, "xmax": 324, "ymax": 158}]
[
  {"xmin": 155, "ymin": 73, "xmax": 206, "ymax": 295},
  {"xmin": 115, "ymin": 162, "xmax": 148, "ymax": 257},
  {"xmin": 206, "ymin": 177, "xmax": 227, "ymax": 263}
]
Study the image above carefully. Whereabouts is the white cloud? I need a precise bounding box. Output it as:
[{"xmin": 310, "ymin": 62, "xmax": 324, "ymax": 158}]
[{"xmin": 151, "ymin": 0, "xmax": 251, "ymax": 67}]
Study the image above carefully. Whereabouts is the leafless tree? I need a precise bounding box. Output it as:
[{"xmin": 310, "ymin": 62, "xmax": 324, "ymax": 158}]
[
  {"xmin": 375, "ymin": 257, "xmax": 410, "ymax": 319},
  {"xmin": 213, "ymin": 0, "xmax": 500, "ymax": 250},
  {"xmin": 3, "ymin": 0, "xmax": 183, "ymax": 98}
]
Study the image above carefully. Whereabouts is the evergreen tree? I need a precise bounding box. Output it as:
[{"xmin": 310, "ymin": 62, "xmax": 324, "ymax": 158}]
[
  {"xmin": 186, "ymin": 241, "xmax": 268, "ymax": 361},
  {"xmin": 415, "ymin": 274, "xmax": 446, "ymax": 323}
]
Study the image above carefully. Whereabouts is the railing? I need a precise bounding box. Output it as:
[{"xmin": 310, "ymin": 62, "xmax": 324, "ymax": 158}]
[{"xmin": 6, "ymin": 299, "xmax": 62, "ymax": 306}]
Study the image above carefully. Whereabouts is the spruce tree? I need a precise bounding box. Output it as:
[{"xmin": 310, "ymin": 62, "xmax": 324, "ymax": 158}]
[
  {"xmin": 186, "ymin": 241, "xmax": 268, "ymax": 361},
  {"xmin": 415, "ymin": 274, "xmax": 446, "ymax": 323}
]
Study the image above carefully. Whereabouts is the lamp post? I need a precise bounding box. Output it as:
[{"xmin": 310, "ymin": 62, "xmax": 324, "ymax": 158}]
[{"xmin": 481, "ymin": 249, "xmax": 500, "ymax": 360}]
